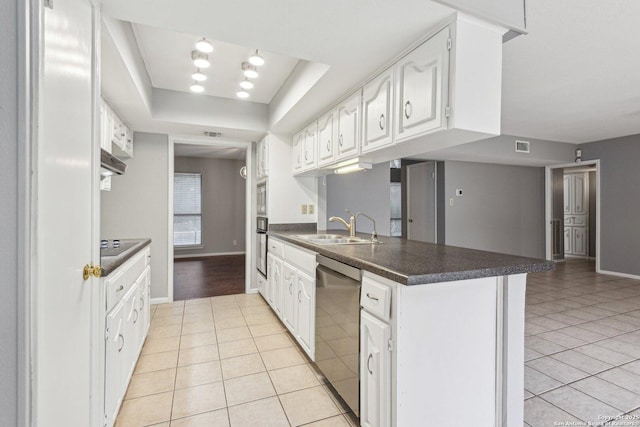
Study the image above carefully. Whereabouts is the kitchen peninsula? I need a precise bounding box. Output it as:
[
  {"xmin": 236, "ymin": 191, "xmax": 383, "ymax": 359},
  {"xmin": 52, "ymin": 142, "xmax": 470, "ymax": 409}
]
[{"xmin": 268, "ymin": 230, "xmax": 553, "ymax": 427}]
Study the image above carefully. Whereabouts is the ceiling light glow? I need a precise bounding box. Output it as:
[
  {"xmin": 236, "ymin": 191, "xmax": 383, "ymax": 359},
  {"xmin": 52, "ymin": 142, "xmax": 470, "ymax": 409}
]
[
  {"xmin": 190, "ymin": 82, "xmax": 205, "ymax": 93},
  {"xmin": 241, "ymin": 62, "xmax": 258, "ymax": 79},
  {"xmin": 236, "ymin": 89, "xmax": 250, "ymax": 99},
  {"xmin": 192, "ymin": 70, "xmax": 207, "ymax": 82},
  {"xmin": 248, "ymin": 50, "xmax": 265, "ymax": 66},
  {"xmin": 191, "ymin": 50, "xmax": 210, "ymax": 68},
  {"xmin": 239, "ymin": 79, "xmax": 254, "ymax": 89},
  {"xmin": 195, "ymin": 38, "xmax": 214, "ymax": 53}
]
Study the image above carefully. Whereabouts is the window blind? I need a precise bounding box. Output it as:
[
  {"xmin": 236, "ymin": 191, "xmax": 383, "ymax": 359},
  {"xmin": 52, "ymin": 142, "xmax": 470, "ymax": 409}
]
[{"xmin": 174, "ymin": 173, "xmax": 202, "ymax": 246}]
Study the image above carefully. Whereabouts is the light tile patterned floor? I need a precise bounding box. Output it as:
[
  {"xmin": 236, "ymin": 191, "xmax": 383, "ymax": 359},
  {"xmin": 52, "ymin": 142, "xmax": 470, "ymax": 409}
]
[
  {"xmin": 117, "ymin": 259, "xmax": 640, "ymax": 427},
  {"xmin": 524, "ymin": 259, "xmax": 640, "ymax": 427},
  {"xmin": 115, "ymin": 294, "xmax": 357, "ymax": 427}
]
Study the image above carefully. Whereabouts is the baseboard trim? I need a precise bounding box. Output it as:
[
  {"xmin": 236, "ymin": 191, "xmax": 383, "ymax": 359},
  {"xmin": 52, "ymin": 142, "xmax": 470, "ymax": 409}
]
[
  {"xmin": 174, "ymin": 251, "xmax": 246, "ymax": 259},
  {"xmin": 151, "ymin": 297, "xmax": 171, "ymax": 305},
  {"xmin": 598, "ymin": 270, "xmax": 640, "ymax": 280}
]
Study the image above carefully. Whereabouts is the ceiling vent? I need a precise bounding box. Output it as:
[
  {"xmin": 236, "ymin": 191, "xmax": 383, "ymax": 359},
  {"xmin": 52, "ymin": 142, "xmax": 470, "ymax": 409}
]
[
  {"xmin": 204, "ymin": 131, "xmax": 222, "ymax": 137},
  {"xmin": 515, "ymin": 140, "xmax": 530, "ymax": 153}
]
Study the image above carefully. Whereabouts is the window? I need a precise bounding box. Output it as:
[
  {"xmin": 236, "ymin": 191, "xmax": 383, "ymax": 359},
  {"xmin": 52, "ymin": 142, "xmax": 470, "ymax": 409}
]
[{"xmin": 174, "ymin": 173, "xmax": 202, "ymax": 247}]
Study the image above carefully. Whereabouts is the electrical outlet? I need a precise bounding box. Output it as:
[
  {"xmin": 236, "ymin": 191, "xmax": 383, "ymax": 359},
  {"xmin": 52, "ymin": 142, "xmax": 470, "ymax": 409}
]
[
  {"xmin": 308, "ymin": 204, "xmax": 315, "ymax": 214},
  {"xmin": 232, "ymin": 240, "xmax": 237, "ymax": 246},
  {"xmin": 301, "ymin": 204, "xmax": 308, "ymax": 214}
]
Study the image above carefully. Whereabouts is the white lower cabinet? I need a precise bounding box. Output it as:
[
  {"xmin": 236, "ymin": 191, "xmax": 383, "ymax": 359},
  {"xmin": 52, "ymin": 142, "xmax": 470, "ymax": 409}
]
[
  {"xmin": 265, "ymin": 238, "xmax": 316, "ymax": 360},
  {"xmin": 103, "ymin": 247, "xmax": 151, "ymax": 427},
  {"xmin": 360, "ymin": 311, "xmax": 392, "ymax": 427}
]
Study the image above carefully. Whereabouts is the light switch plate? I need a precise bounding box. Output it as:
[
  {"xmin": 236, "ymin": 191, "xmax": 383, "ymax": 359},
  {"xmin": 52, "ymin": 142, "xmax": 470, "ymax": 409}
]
[
  {"xmin": 301, "ymin": 204, "xmax": 308, "ymax": 214},
  {"xmin": 308, "ymin": 204, "xmax": 315, "ymax": 214}
]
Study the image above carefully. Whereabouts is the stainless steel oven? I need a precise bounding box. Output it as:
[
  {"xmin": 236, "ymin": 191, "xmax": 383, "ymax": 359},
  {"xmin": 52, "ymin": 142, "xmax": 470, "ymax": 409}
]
[
  {"xmin": 256, "ymin": 216, "xmax": 268, "ymax": 278},
  {"xmin": 257, "ymin": 182, "xmax": 267, "ymax": 216}
]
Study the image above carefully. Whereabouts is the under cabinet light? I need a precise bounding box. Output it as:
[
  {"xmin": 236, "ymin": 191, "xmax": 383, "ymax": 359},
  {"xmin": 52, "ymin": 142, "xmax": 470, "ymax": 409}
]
[{"xmin": 334, "ymin": 162, "xmax": 372, "ymax": 174}]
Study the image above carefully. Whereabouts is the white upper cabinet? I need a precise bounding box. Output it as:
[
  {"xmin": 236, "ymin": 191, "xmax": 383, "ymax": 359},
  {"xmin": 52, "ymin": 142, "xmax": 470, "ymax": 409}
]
[
  {"xmin": 394, "ymin": 26, "xmax": 449, "ymax": 142},
  {"xmin": 362, "ymin": 68, "xmax": 394, "ymax": 153},
  {"xmin": 101, "ymin": 98, "xmax": 133, "ymax": 158},
  {"xmin": 303, "ymin": 122, "xmax": 318, "ymax": 169},
  {"xmin": 256, "ymin": 136, "xmax": 269, "ymax": 180},
  {"xmin": 336, "ymin": 91, "xmax": 362, "ymax": 161},
  {"xmin": 291, "ymin": 131, "xmax": 304, "ymax": 173},
  {"xmin": 317, "ymin": 110, "xmax": 336, "ymax": 166}
]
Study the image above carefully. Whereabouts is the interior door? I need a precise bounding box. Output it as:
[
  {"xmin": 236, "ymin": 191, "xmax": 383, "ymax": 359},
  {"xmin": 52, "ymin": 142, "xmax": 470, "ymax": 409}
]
[
  {"xmin": 406, "ymin": 162, "xmax": 437, "ymax": 243},
  {"xmin": 36, "ymin": 0, "xmax": 99, "ymax": 425}
]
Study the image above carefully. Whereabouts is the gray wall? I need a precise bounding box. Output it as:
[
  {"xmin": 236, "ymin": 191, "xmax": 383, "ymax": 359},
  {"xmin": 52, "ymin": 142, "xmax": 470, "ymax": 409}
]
[
  {"xmin": 444, "ymin": 161, "xmax": 546, "ymax": 258},
  {"xmin": 580, "ymin": 135, "xmax": 640, "ymax": 276},
  {"xmin": 101, "ymin": 133, "xmax": 170, "ymax": 299},
  {"xmin": 0, "ymin": 0, "xmax": 19, "ymax": 424},
  {"xmin": 326, "ymin": 162, "xmax": 391, "ymax": 236},
  {"xmin": 174, "ymin": 156, "xmax": 246, "ymax": 256},
  {"xmin": 588, "ymin": 171, "xmax": 597, "ymax": 257}
]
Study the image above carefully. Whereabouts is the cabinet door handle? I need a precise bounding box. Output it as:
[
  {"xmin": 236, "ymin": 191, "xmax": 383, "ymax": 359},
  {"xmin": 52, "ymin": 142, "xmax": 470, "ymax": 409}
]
[
  {"xmin": 379, "ymin": 114, "xmax": 385, "ymax": 130},
  {"xmin": 304, "ymin": 150, "xmax": 308, "ymax": 160},
  {"xmin": 404, "ymin": 101, "xmax": 412, "ymax": 119},
  {"xmin": 133, "ymin": 309, "xmax": 138, "ymax": 323},
  {"xmin": 118, "ymin": 334, "xmax": 124, "ymax": 352},
  {"xmin": 116, "ymin": 285, "xmax": 124, "ymax": 293},
  {"xmin": 326, "ymin": 140, "xmax": 331, "ymax": 152},
  {"xmin": 289, "ymin": 283, "xmax": 293, "ymax": 294},
  {"xmin": 339, "ymin": 134, "xmax": 344, "ymax": 147},
  {"xmin": 298, "ymin": 289, "xmax": 302, "ymax": 303},
  {"xmin": 367, "ymin": 353, "xmax": 374, "ymax": 375},
  {"xmin": 366, "ymin": 292, "xmax": 379, "ymax": 302}
]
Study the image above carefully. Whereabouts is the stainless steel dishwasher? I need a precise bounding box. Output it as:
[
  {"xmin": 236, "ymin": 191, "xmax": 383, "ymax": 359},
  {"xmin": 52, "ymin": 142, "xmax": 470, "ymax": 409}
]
[{"xmin": 314, "ymin": 255, "xmax": 361, "ymax": 417}]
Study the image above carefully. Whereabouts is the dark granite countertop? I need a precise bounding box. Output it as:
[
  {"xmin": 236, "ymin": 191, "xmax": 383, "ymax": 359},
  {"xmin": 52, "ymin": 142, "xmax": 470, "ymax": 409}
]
[
  {"xmin": 269, "ymin": 230, "xmax": 554, "ymax": 285},
  {"xmin": 101, "ymin": 239, "xmax": 151, "ymax": 277}
]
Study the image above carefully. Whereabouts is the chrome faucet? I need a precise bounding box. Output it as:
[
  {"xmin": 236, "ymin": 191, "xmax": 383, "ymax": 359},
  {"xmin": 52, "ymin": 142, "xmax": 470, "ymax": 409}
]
[
  {"xmin": 356, "ymin": 212, "xmax": 378, "ymax": 242},
  {"xmin": 329, "ymin": 209, "xmax": 356, "ymax": 236}
]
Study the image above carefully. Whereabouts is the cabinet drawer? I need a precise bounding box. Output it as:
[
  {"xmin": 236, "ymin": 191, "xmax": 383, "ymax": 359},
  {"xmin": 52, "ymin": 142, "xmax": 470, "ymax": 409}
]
[
  {"xmin": 361, "ymin": 276, "xmax": 392, "ymax": 321},
  {"xmin": 571, "ymin": 215, "xmax": 587, "ymax": 226},
  {"xmin": 106, "ymin": 247, "xmax": 150, "ymax": 312},
  {"xmin": 284, "ymin": 243, "xmax": 316, "ymax": 275},
  {"xmin": 268, "ymin": 238, "xmax": 285, "ymax": 258}
]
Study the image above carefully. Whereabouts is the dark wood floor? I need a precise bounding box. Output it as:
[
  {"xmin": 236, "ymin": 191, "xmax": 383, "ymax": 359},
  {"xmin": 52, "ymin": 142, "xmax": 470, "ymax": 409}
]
[{"xmin": 173, "ymin": 255, "xmax": 245, "ymax": 301}]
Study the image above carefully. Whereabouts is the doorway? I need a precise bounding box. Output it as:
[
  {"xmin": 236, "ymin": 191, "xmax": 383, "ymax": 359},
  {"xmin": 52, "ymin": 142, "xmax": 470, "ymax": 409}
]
[
  {"xmin": 545, "ymin": 160, "xmax": 601, "ymax": 272},
  {"xmin": 406, "ymin": 161, "xmax": 438, "ymax": 243},
  {"xmin": 168, "ymin": 138, "xmax": 253, "ymax": 301}
]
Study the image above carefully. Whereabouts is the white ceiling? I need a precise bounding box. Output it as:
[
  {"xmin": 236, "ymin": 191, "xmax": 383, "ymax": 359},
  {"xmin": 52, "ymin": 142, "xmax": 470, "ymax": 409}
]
[
  {"xmin": 131, "ymin": 24, "xmax": 299, "ymax": 104},
  {"xmin": 174, "ymin": 143, "xmax": 246, "ymax": 160},
  {"xmin": 100, "ymin": 0, "xmax": 640, "ymax": 145}
]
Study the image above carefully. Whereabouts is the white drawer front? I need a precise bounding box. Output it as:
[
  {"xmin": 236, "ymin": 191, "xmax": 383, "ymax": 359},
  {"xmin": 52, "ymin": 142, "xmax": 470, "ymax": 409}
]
[
  {"xmin": 106, "ymin": 247, "xmax": 150, "ymax": 312},
  {"xmin": 571, "ymin": 215, "xmax": 587, "ymax": 226},
  {"xmin": 361, "ymin": 276, "xmax": 392, "ymax": 321},
  {"xmin": 268, "ymin": 238, "xmax": 285, "ymax": 258},
  {"xmin": 284, "ymin": 243, "xmax": 316, "ymax": 275}
]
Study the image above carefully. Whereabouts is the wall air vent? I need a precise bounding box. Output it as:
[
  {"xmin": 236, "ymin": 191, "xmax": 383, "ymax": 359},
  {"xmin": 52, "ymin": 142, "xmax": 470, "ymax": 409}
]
[
  {"xmin": 515, "ymin": 140, "xmax": 530, "ymax": 153},
  {"xmin": 204, "ymin": 131, "xmax": 223, "ymax": 137}
]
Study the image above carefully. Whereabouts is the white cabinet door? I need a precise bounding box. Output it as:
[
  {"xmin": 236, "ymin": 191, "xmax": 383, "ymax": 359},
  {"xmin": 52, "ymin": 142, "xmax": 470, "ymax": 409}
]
[
  {"xmin": 303, "ymin": 122, "xmax": 318, "ymax": 169},
  {"xmin": 282, "ymin": 263, "xmax": 297, "ymax": 333},
  {"xmin": 362, "ymin": 69, "xmax": 394, "ymax": 153},
  {"xmin": 573, "ymin": 174, "xmax": 587, "ymax": 214},
  {"xmin": 336, "ymin": 91, "xmax": 361, "ymax": 160},
  {"xmin": 295, "ymin": 270, "xmax": 315, "ymax": 360},
  {"xmin": 394, "ymin": 27, "xmax": 449, "ymax": 142},
  {"xmin": 572, "ymin": 227, "xmax": 587, "ymax": 256},
  {"xmin": 257, "ymin": 137, "xmax": 268, "ymax": 179},
  {"xmin": 563, "ymin": 175, "xmax": 572, "ymax": 214},
  {"xmin": 104, "ymin": 301, "xmax": 125, "ymax": 427},
  {"xmin": 292, "ymin": 132, "xmax": 304, "ymax": 174},
  {"xmin": 317, "ymin": 110, "xmax": 336, "ymax": 166},
  {"xmin": 360, "ymin": 311, "xmax": 391, "ymax": 427},
  {"xmin": 267, "ymin": 253, "xmax": 283, "ymax": 317},
  {"xmin": 564, "ymin": 227, "xmax": 572, "ymax": 254}
]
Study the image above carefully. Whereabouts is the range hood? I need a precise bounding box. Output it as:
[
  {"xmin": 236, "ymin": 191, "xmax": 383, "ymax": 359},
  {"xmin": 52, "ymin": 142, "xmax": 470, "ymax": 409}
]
[{"xmin": 101, "ymin": 149, "xmax": 127, "ymax": 175}]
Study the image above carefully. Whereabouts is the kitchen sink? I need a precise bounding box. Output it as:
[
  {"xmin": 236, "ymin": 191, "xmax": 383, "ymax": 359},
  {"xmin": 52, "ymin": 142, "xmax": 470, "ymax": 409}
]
[{"xmin": 294, "ymin": 234, "xmax": 377, "ymax": 245}]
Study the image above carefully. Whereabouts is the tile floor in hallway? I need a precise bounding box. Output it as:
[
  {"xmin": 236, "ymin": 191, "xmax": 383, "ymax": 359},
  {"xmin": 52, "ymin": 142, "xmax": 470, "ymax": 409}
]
[
  {"xmin": 115, "ymin": 293, "xmax": 357, "ymax": 427},
  {"xmin": 524, "ymin": 259, "xmax": 640, "ymax": 427},
  {"xmin": 116, "ymin": 258, "xmax": 640, "ymax": 427}
]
